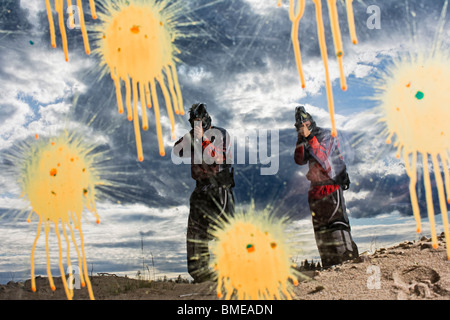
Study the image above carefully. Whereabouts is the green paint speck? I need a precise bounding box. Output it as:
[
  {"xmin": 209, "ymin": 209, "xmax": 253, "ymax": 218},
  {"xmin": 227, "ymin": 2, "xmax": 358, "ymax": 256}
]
[{"xmin": 415, "ymin": 91, "xmax": 424, "ymax": 100}]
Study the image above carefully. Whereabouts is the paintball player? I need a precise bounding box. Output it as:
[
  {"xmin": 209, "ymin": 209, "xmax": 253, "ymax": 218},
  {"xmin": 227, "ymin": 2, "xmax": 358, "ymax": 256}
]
[
  {"xmin": 173, "ymin": 103, "xmax": 235, "ymax": 283},
  {"xmin": 294, "ymin": 106, "xmax": 358, "ymax": 268}
]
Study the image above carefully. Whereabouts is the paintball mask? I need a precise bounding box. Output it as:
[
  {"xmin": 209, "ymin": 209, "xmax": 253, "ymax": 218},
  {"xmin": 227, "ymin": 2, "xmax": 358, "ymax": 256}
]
[
  {"xmin": 189, "ymin": 103, "xmax": 211, "ymax": 131},
  {"xmin": 294, "ymin": 106, "xmax": 316, "ymax": 132}
]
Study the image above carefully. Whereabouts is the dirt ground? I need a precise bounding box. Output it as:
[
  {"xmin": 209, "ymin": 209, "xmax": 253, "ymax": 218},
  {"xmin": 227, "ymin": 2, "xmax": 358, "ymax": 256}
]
[
  {"xmin": 293, "ymin": 233, "xmax": 450, "ymax": 300},
  {"xmin": 1, "ymin": 234, "xmax": 449, "ymax": 300}
]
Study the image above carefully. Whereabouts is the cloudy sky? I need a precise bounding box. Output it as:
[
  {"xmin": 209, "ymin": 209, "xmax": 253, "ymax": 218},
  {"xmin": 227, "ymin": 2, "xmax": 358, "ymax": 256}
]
[{"xmin": 0, "ymin": 0, "xmax": 449, "ymax": 284}]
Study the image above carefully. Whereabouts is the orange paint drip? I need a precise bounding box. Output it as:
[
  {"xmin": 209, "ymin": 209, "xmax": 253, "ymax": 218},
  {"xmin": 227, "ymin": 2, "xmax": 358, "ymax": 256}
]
[
  {"xmin": 45, "ymin": 0, "xmax": 56, "ymax": 48},
  {"xmin": 443, "ymin": 154, "xmax": 450, "ymax": 205},
  {"xmin": 169, "ymin": 62, "xmax": 185, "ymax": 115},
  {"xmin": 326, "ymin": 0, "xmax": 347, "ymax": 91},
  {"xmin": 404, "ymin": 151, "xmax": 421, "ymax": 233},
  {"xmin": 94, "ymin": 0, "xmax": 184, "ymax": 160},
  {"xmin": 45, "ymin": 0, "xmax": 96, "ymax": 60},
  {"xmin": 20, "ymin": 132, "xmax": 104, "ymax": 300},
  {"xmin": 55, "ymin": 0, "xmax": 69, "ymax": 62},
  {"xmin": 139, "ymin": 82, "xmax": 149, "ymax": 131},
  {"xmin": 67, "ymin": 0, "xmax": 75, "ymax": 29},
  {"xmin": 54, "ymin": 222, "xmax": 72, "ymax": 299},
  {"xmin": 157, "ymin": 75, "xmax": 176, "ymax": 140},
  {"xmin": 112, "ymin": 70, "xmax": 124, "ymax": 114},
  {"xmin": 422, "ymin": 155, "xmax": 438, "ymax": 248},
  {"xmin": 145, "ymin": 83, "xmax": 152, "ymax": 109},
  {"xmin": 312, "ymin": 0, "xmax": 337, "ymax": 137},
  {"xmin": 77, "ymin": 0, "xmax": 91, "ymax": 55},
  {"xmin": 165, "ymin": 65, "xmax": 180, "ymax": 115},
  {"xmin": 132, "ymin": 79, "xmax": 144, "ymax": 162},
  {"xmin": 27, "ymin": 211, "xmax": 33, "ymax": 223},
  {"xmin": 125, "ymin": 77, "xmax": 133, "ymax": 121},
  {"xmin": 150, "ymin": 79, "xmax": 165, "ymax": 157},
  {"xmin": 345, "ymin": 0, "xmax": 358, "ymax": 44},
  {"xmin": 431, "ymin": 153, "xmax": 449, "ymax": 254},
  {"xmin": 89, "ymin": 0, "xmax": 98, "ymax": 19},
  {"xmin": 289, "ymin": 0, "xmax": 306, "ymax": 89}
]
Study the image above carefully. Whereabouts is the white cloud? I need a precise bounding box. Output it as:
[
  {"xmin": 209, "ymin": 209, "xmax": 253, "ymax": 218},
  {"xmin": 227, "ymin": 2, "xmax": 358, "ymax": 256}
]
[
  {"xmin": 2, "ymin": 49, "xmax": 88, "ymax": 104},
  {"xmin": 179, "ymin": 65, "xmax": 213, "ymax": 84},
  {"xmin": 215, "ymin": 58, "xmax": 309, "ymax": 130},
  {"xmin": 0, "ymin": 196, "xmax": 29, "ymax": 210},
  {"xmin": 0, "ymin": 99, "xmax": 33, "ymax": 142},
  {"xmin": 19, "ymin": 1, "xmax": 43, "ymax": 29},
  {"xmin": 0, "ymin": 39, "xmax": 92, "ymax": 149},
  {"xmin": 243, "ymin": 0, "xmax": 280, "ymax": 15},
  {"xmin": 345, "ymin": 189, "xmax": 371, "ymax": 202}
]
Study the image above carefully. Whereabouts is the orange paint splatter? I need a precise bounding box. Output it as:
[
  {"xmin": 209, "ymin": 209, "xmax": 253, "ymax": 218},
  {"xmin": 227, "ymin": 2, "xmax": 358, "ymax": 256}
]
[
  {"xmin": 377, "ymin": 51, "xmax": 450, "ymax": 259},
  {"xmin": 17, "ymin": 131, "xmax": 106, "ymax": 299},
  {"xmin": 94, "ymin": 0, "xmax": 185, "ymax": 161},
  {"xmin": 210, "ymin": 206, "xmax": 302, "ymax": 300}
]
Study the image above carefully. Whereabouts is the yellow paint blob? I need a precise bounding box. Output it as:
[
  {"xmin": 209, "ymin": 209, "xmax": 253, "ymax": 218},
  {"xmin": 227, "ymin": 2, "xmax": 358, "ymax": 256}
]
[
  {"xmin": 19, "ymin": 131, "xmax": 105, "ymax": 300},
  {"xmin": 279, "ymin": 0, "xmax": 358, "ymax": 137},
  {"xmin": 45, "ymin": 0, "xmax": 97, "ymax": 61},
  {"xmin": 210, "ymin": 207, "xmax": 301, "ymax": 300},
  {"xmin": 94, "ymin": 0, "xmax": 184, "ymax": 161},
  {"xmin": 377, "ymin": 52, "xmax": 450, "ymax": 259}
]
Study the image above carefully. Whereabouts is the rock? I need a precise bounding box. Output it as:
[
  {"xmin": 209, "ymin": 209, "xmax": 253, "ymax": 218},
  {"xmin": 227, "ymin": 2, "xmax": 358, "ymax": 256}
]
[
  {"xmin": 308, "ymin": 285, "xmax": 325, "ymax": 294},
  {"xmin": 399, "ymin": 241, "xmax": 413, "ymax": 249},
  {"xmin": 419, "ymin": 242, "xmax": 433, "ymax": 250},
  {"xmin": 412, "ymin": 283, "xmax": 433, "ymax": 298}
]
